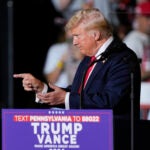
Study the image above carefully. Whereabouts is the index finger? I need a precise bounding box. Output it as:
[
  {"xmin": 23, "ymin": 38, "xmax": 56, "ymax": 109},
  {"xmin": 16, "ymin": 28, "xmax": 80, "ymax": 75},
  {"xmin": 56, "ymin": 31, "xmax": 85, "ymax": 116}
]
[{"xmin": 13, "ymin": 73, "xmax": 26, "ymax": 79}]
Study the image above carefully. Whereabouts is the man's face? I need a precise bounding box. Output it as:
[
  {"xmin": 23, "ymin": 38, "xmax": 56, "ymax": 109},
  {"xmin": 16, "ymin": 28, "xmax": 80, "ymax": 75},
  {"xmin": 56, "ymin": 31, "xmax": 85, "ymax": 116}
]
[
  {"xmin": 71, "ymin": 24, "xmax": 97, "ymax": 56},
  {"xmin": 138, "ymin": 15, "xmax": 150, "ymax": 34}
]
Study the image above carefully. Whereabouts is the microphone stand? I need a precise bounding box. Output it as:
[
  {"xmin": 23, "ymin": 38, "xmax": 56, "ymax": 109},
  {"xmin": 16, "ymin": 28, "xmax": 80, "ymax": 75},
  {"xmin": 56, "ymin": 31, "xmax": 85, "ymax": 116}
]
[
  {"xmin": 130, "ymin": 71, "xmax": 134, "ymax": 150},
  {"xmin": 130, "ymin": 58, "xmax": 140, "ymax": 150},
  {"xmin": 122, "ymin": 54, "xmax": 137, "ymax": 150}
]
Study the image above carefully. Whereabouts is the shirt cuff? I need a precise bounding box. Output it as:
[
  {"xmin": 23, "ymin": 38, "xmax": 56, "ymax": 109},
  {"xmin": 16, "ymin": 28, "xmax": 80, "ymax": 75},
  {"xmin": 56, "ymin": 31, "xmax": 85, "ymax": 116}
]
[
  {"xmin": 35, "ymin": 83, "xmax": 48, "ymax": 103},
  {"xmin": 65, "ymin": 92, "xmax": 70, "ymax": 110}
]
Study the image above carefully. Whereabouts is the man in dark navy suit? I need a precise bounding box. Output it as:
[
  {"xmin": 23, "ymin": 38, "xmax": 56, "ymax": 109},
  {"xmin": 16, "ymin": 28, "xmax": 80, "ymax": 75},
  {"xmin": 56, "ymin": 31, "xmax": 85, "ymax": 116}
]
[
  {"xmin": 14, "ymin": 8, "xmax": 141, "ymax": 150},
  {"xmin": 14, "ymin": 9, "xmax": 141, "ymax": 118},
  {"xmin": 14, "ymin": 8, "xmax": 141, "ymax": 120}
]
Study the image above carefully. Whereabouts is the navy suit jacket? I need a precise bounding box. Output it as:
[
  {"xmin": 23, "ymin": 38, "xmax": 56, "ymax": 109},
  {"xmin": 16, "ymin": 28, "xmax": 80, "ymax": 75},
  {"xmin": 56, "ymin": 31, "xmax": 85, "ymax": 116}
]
[{"xmin": 65, "ymin": 38, "xmax": 141, "ymax": 120}]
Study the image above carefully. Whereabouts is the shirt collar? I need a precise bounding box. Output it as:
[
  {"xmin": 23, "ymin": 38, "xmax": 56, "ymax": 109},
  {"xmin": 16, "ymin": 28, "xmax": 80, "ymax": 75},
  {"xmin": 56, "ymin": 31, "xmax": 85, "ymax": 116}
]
[{"xmin": 95, "ymin": 36, "xmax": 113, "ymax": 59}]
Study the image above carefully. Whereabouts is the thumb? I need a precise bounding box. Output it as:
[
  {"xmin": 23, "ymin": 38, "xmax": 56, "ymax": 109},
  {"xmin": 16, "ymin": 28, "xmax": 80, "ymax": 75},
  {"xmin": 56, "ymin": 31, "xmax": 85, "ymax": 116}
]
[{"xmin": 48, "ymin": 82, "xmax": 57, "ymax": 90}]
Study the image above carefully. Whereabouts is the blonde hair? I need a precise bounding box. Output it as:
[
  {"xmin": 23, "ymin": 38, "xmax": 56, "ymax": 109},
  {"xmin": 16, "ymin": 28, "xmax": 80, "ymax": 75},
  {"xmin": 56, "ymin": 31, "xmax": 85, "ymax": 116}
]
[{"xmin": 65, "ymin": 8, "xmax": 113, "ymax": 38}]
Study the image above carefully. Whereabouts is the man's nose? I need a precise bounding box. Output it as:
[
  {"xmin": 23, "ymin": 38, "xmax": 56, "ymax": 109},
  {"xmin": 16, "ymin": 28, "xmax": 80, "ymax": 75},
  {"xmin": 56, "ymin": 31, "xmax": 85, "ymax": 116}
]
[{"xmin": 73, "ymin": 39, "xmax": 78, "ymax": 46}]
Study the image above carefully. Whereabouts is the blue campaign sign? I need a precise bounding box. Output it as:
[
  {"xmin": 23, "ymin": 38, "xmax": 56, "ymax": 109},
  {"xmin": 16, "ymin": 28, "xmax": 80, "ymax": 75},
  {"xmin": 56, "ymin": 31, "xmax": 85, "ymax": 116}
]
[{"xmin": 2, "ymin": 109, "xmax": 113, "ymax": 150}]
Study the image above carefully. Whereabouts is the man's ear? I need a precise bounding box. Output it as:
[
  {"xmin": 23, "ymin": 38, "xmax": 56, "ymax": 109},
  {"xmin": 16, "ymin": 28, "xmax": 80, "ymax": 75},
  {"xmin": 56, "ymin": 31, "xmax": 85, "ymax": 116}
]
[{"xmin": 93, "ymin": 31, "xmax": 101, "ymax": 41}]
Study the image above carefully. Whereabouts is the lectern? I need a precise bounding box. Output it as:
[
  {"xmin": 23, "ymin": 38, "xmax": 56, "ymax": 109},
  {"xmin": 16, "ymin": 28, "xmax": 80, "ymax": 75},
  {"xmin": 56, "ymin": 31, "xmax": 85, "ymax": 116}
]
[{"xmin": 2, "ymin": 109, "xmax": 113, "ymax": 150}]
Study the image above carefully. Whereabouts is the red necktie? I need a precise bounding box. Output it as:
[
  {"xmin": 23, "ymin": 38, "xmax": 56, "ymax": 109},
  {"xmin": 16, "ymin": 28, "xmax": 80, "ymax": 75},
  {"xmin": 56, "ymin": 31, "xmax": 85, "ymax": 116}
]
[
  {"xmin": 83, "ymin": 56, "xmax": 96, "ymax": 87},
  {"xmin": 78, "ymin": 56, "xmax": 96, "ymax": 94}
]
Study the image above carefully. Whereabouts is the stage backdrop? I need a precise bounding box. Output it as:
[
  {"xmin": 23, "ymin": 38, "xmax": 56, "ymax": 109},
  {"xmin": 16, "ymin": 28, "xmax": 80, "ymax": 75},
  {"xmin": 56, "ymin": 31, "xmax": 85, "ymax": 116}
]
[{"xmin": 2, "ymin": 109, "xmax": 113, "ymax": 150}]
